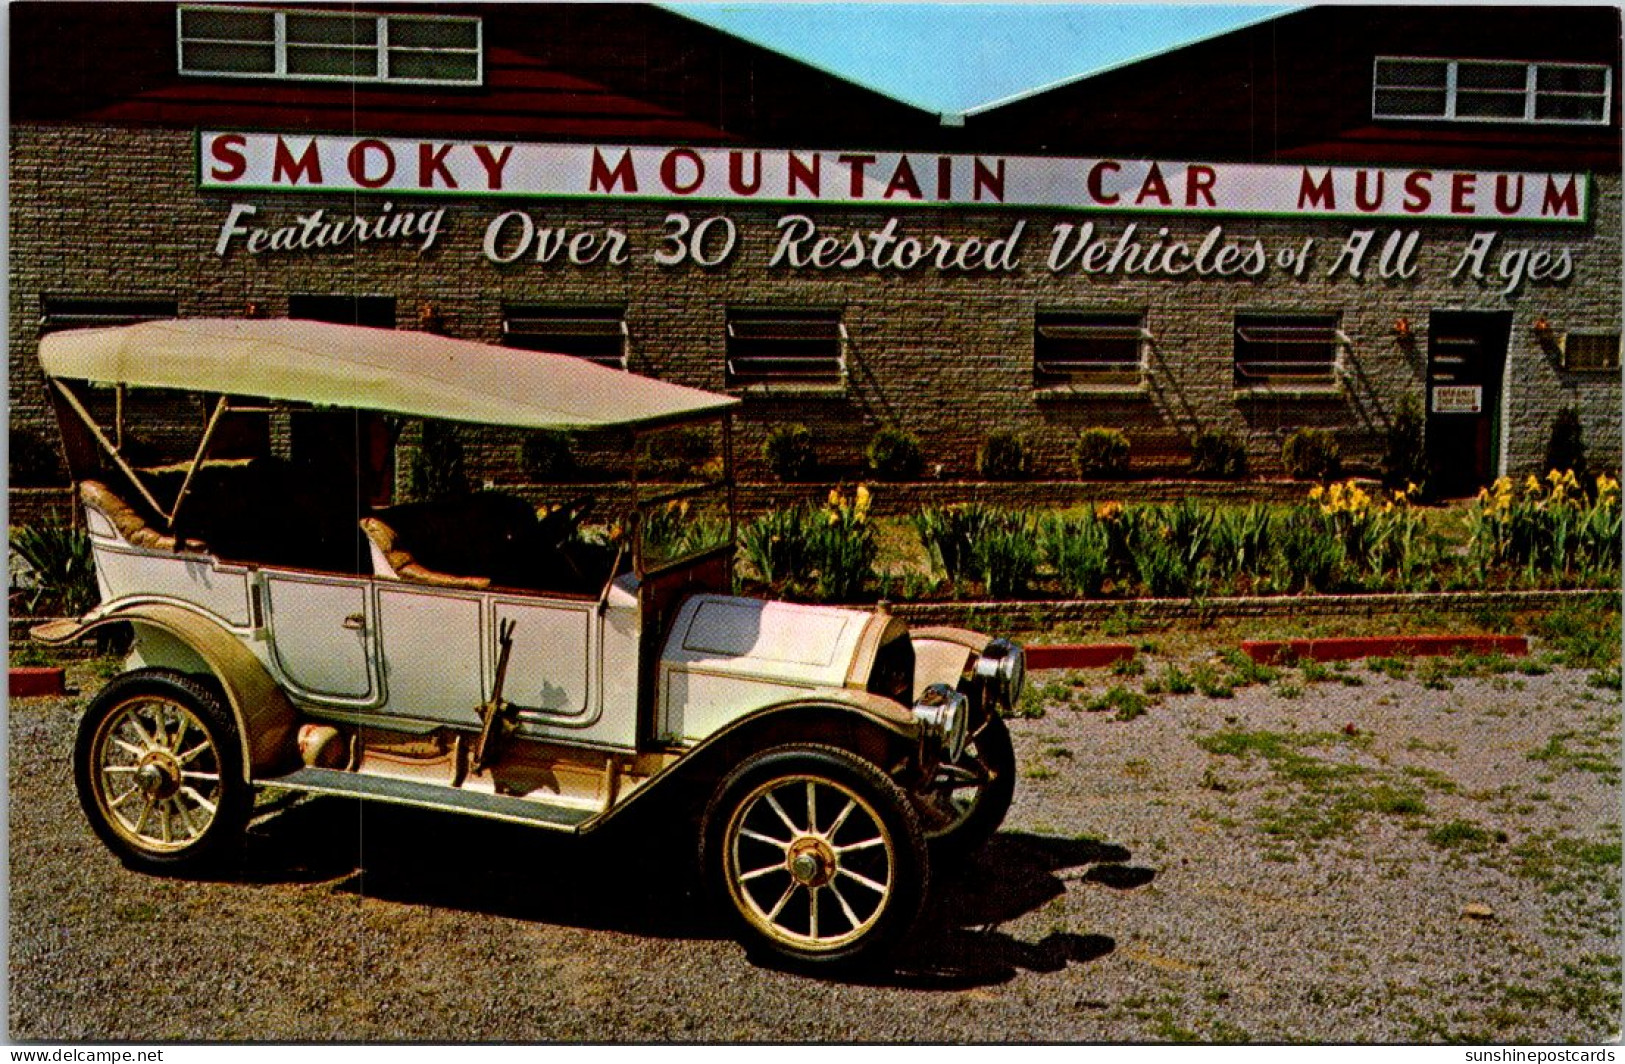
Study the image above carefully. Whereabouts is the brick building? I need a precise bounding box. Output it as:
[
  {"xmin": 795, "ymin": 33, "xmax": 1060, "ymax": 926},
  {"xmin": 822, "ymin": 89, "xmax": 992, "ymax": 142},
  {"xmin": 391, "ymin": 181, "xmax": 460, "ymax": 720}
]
[{"xmin": 10, "ymin": 3, "xmax": 1621, "ymax": 497}]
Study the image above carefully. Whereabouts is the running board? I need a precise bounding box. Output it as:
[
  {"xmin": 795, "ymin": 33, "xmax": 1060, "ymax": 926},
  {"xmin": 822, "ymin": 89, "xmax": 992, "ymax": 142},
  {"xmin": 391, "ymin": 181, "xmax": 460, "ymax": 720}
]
[{"xmin": 260, "ymin": 767, "xmax": 599, "ymax": 832}]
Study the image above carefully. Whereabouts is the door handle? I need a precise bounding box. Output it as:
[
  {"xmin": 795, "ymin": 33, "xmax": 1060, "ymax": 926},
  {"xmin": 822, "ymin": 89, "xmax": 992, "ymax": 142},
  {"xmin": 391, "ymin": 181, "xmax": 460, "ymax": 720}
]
[{"xmin": 342, "ymin": 613, "xmax": 366, "ymax": 631}]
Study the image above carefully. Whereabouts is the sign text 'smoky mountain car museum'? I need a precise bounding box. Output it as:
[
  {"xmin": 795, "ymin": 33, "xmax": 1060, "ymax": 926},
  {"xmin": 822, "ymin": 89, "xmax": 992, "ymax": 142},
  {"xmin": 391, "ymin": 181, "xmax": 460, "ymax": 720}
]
[{"xmin": 11, "ymin": 3, "xmax": 1622, "ymax": 498}]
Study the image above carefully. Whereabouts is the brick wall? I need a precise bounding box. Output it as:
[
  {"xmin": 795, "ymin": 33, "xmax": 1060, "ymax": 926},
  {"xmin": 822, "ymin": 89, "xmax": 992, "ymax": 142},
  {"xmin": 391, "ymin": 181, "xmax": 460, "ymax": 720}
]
[{"xmin": 11, "ymin": 125, "xmax": 1621, "ymax": 497}]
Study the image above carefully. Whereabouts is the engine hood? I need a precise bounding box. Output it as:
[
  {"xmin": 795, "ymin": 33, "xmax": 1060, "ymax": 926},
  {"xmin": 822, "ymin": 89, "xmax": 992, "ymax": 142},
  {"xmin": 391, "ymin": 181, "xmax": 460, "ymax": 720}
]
[
  {"xmin": 662, "ymin": 595, "xmax": 881, "ymax": 687},
  {"xmin": 657, "ymin": 595, "xmax": 905, "ymax": 743}
]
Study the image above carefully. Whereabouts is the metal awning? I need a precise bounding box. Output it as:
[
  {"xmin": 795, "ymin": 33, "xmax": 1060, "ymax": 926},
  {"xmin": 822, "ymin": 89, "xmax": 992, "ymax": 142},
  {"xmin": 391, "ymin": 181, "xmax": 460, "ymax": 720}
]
[{"xmin": 39, "ymin": 318, "xmax": 738, "ymax": 431}]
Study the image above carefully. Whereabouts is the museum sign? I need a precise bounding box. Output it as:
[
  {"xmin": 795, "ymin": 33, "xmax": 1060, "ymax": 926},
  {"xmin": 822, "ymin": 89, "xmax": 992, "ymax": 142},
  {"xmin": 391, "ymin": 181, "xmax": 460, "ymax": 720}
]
[{"xmin": 199, "ymin": 133, "xmax": 1591, "ymax": 224}]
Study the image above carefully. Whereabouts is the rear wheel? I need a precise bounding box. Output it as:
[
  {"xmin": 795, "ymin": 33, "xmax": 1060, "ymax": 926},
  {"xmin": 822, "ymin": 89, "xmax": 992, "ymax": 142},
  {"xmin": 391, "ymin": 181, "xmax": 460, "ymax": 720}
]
[
  {"xmin": 702, "ymin": 744, "xmax": 928, "ymax": 971},
  {"xmin": 74, "ymin": 669, "xmax": 250, "ymax": 873}
]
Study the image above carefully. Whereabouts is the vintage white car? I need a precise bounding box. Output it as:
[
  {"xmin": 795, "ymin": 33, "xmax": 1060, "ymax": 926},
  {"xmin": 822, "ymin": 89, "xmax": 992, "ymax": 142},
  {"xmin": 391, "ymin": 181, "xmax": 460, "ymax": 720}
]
[{"xmin": 32, "ymin": 318, "xmax": 1023, "ymax": 969}]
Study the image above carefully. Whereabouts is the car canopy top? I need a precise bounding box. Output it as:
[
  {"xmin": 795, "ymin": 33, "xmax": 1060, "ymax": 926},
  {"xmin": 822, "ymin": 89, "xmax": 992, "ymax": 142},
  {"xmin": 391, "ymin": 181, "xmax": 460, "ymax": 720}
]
[{"xmin": 39, "ymin": 318, "xmax": 739, "ymax": 431}]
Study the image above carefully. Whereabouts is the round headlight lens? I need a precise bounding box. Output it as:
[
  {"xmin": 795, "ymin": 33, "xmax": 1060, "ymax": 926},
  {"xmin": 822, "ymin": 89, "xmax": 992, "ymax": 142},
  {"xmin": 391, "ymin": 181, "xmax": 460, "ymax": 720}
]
[
  {"xmin": 974, "ymin": 638, "xmax": 1026, "ymax": 712},
  {"xmin": 912, "ymin": 683, "xmax": 969, "ymax": 763}
]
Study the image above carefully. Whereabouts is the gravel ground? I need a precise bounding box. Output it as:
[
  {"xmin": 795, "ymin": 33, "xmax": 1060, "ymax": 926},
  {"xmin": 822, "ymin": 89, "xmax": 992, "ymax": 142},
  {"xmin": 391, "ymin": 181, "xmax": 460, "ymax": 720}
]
[{"xmin": 10, "ymin": 646, "xmax": 1621, "ymax": 1043}]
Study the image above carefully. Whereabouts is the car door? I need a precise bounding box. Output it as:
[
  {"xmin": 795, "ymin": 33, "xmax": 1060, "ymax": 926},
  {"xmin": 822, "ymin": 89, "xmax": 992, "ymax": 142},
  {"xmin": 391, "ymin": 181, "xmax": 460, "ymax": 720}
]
[
  {"xmin": 366, "ymin": 584, "xmax": 596, "ymax": 730},
  {"xmin": 262, "ymin": 569, "xmax": 375, "ymax": 704}
]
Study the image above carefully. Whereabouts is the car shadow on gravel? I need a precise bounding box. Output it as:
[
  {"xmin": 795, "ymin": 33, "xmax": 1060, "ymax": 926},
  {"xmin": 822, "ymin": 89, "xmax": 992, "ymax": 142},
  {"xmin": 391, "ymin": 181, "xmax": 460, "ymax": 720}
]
[
  {"xmin": 238, "ymin": 797, "xmax": 1150, "ymax": 987},
  {"xmin": 238, "ymin": 795, "xmax": 721, "ymax": 940},
  {"xmin": 883, "ymin": 832, "xmax": 1148, "ymax": 989}
]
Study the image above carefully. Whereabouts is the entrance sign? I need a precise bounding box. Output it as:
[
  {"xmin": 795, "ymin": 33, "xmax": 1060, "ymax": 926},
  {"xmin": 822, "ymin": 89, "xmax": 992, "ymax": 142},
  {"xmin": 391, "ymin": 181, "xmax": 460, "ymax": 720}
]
[
  {"xmin": 1432, "ymin": 385, "xmax": 1484, "ymax": 414},
  {"xmin": 200, "ymin": 133, "xmax": 1590, "ymax": 224}
]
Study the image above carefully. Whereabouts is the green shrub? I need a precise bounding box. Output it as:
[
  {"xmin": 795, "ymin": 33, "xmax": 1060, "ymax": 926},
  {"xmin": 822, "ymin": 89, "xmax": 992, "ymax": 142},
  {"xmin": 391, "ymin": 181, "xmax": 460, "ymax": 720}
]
[
  {"xmin": 914, "ymin": 503, "xmax": 1000, "ymax": 583},
  {"xmin": 978, "ymin": 430, "xmax": 1029, "ymax": 480},
  {"xmin": 1274, "ymin": 508, "xmax": 1345, "ymax": 592},
  {"xmin": 406, "ymin": 421, "xmax": 469, "ymax": 501},
  {"xmin": 739, "ymin": 506, "xmax": 816, "ymax": 586},
  {"xmin": 9, "ymin": 524, "xmax": 98, "ymax": 616},
  {"xmin": 640, "ymin": 426, "xmax": 719, "ymax": 480},
  {"xmin": 762, "ymin": 424, "xmax": 818, "ymax": 483},
  {"xmin": 1209, "ymin": 504, "xmax": 1273, "ymax": 579},
  {"xmin": 866, "ymin": 427, "xmax": 924, "ymax": 481},
  {"xmin": 806, "ymin": 487, "xmax": 877, "ymax": 601},
  {"xmin": 1039, "ymin": 513, "xmax": 1113, "ymax": 597},
  {"xmin": 1189, "ymin": 429, "xmax": 1248, "ymax": 479},
  {"xmin": 521, "ymin": 431, "xmax": 577, "ymax": 481},
  {"xmin": 1074, "ymin": 427, "xmax": 1130, "ymax": 477},
  {"xmin": 1381, "ymin": 397, "xmax": 1427, "ymax": 493},
  {"xmin": 1125, "ymin": 502, "xmax": 1212, "ymax": 597},
  {"xmin": 1129, "ymin": 530, "xmax": 1197, "ymax": 598},
  {"xmin": 739, "ymin": 489, "xmax": 877, "ymax": 601},
  {"xmin": 1282, "ymin": 427, "xmax": 1341, "ymax": 482},
  {"xmin": 1545, "ymin": 407, "xmax": 1588, "ymax": 482},
  {"xmin": 969, "ymin": 513, "xmax": 1042, "ymax": 598}
]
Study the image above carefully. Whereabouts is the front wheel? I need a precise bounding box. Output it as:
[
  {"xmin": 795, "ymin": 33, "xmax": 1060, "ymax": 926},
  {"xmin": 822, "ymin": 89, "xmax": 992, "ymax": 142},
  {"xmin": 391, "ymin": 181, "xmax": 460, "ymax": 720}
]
[
  {"xmin": 73, "ymin": 668, "xmax": 251, "ymax": 873},
  {"xmin": 702, "ymin": 744, "xmax": 928, "ymax": 971},
  {"xmin": 919, "ymin": 712, "xmax": 1016, "ymax": 860}
]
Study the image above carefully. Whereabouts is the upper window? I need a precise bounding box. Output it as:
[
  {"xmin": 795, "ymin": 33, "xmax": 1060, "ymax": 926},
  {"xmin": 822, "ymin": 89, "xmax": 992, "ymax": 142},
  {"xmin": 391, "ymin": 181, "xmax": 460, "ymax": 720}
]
[
  {"xmin": 726, "ymin": 311, "xmax": 846, "ymax": 388},
  {"xmin": 503, "ymin": 307, "xmax": 628, "ymax": 371},
  {"xmin": 40, "ymin": 297, "xmax": 177, "ymax": 334},
  {"xmin": 1234, "ymin": 314, "xmax": 1343, "ymax": 387},
  {"xmin": 178, "ymin": 6, "xmax": 482, "ymax": 86},
  {"xmin": 1034, "ymin": 311, "xmax": 1147, "ymax": 388},
  {"xmin": 1374, "ymin": 57, "xmax": 1611, "ymax": 125}
]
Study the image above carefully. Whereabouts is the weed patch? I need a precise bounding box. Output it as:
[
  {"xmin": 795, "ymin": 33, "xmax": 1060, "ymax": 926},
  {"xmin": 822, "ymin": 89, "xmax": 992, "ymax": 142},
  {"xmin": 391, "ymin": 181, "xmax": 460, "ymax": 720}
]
[
  {"xmin": 1366, "ymin": 655, "xmax": 1412, "ymax": 681},
  {"xmin": 1426, "ymin": 820, "xmax": 1504, "ymax": 852},
  {"xmin": 1086, "ymin": 685, "xmax": 1151, "ymax": 721},
  {"xmin": 1192, "ymin": 663, "xmax": 1234, "ymax": 699},
  {"xmin": 1527, "ymin": 730, "xmax": 1621, "ymax": 786},
  {"xmin": 1198, "ymin": 728, "xmax": 1438, "ymax": 846}
]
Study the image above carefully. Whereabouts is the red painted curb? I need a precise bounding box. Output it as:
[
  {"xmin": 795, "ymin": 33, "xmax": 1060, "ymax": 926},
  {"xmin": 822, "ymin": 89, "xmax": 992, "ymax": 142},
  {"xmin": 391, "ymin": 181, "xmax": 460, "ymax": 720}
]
[
  {"xmin": 1241, "ymin": 635, "xmax": 1529, "ymax": 665},
  {"xmin": 1026, "ymin": 644, "xmax": 1136, "ymax": 670},
  {"xmin": 10, "ymin": 666, "xmax": 67, "ymax": 698}
]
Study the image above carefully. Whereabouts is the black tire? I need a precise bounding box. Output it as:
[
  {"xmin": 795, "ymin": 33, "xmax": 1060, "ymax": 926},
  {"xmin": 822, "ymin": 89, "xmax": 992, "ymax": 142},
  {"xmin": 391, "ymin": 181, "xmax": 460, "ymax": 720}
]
[
  {"xmin": 73, "ymin": 668, "xmax": 251, "ymax": 873},
  {"xmin": 919, "ymin": 712, "xmax": 1017, "ymax": 860},
  {"xmin": 701, "ymin": 743, "xmax": 929, "ymax": 972}
]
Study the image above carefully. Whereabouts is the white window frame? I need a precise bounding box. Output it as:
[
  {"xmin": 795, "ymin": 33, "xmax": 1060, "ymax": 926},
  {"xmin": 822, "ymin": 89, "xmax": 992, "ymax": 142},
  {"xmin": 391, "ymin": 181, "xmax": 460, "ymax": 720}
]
[
  {"xmin": 502, "ymin": 309, "xmax": 630, "ymax": 371},
  {"xmin": 1033, "ymin": 311, "xmax": 1151, "ymax": 387},
  {"xmin": 725, "ymin": 311, "xmax": 848, "ymax": 388},
  {"xmin": 177, "ymin": 5, "xmax": 483, "ymax": 87},
  {"xmin": 39, "ymin": 296, "xmax": 178, "ymax": 334},
  {"xmin": 1233, "ymin": 314, "xmax": 1347, "ymax": 387},
  {"xmin": 1373, "ymin": 56, "xmax": 1612, "ymax": 126}
]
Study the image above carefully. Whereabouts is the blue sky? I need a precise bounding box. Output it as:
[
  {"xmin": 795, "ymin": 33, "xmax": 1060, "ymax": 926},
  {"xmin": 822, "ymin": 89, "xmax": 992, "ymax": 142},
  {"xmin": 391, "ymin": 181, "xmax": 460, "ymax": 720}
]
[{"xmin": 668, "ymin": 4, "xmax": 1293, "ymax": 113}]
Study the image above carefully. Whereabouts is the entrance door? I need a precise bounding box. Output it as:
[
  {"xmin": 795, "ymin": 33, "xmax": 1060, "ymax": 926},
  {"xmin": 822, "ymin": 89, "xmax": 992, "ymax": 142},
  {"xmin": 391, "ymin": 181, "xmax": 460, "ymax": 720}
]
[{"xmin": 1426, "ymin": 311, "xmax": 1510, "ymax": 497}]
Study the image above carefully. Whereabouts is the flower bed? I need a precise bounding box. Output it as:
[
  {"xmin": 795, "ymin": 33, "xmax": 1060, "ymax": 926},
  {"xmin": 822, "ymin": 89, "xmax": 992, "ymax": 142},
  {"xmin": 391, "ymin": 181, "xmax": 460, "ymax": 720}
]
[{"xmin": 733, "ymin": 472, "xmax": 1621, "ymax": 605}]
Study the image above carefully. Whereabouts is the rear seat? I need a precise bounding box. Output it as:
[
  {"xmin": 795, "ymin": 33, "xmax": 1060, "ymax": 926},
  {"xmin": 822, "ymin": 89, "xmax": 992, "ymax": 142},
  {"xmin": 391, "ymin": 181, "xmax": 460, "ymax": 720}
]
[
  {"xmin": 360, "ymin": 493, "xmax": 543, "ymax": 590},
  {"xmin": 360, "ymin": 515, "xmax": 491, "ymax": 589},
  {"xmin": 79, "ymin": 480, "xmax": 207, "ymax": 553},
  {"xmin": 84, "ymin": 465, "xmax": 366, "ymax": 574}
]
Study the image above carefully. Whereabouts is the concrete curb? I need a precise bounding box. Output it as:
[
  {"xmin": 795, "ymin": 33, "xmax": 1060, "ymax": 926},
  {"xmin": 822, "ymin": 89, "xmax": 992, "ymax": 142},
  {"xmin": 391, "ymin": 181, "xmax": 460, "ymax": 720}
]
[
  {"xmin": 10, "ymin": 667, "xmax": 67, "ymax": 698},
  {"xmin": 1241, "ymin": 635, "xmax": 1529, "ymax": 665},
  {"xmin": 1025, "ymin": 643, "xmax": 1136, "ymax": 670}
]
